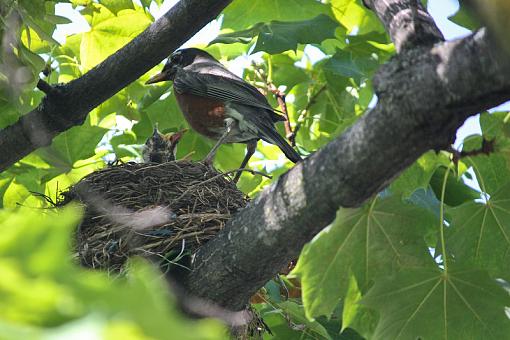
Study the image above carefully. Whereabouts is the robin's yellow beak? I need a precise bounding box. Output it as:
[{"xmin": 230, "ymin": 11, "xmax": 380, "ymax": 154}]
[{"xmin": 145, "ymin": 71, "xmax": 171, "ymax": 85}]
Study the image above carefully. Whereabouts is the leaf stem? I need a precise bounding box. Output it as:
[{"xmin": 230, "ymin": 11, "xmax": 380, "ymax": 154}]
[
  {"xmin": 466, "ymin": 156, "xmax": 487, "ymax": 195},
  {"xmin": 267, "ymin": 54, "xmax": 273, "ymax": 83},
  {"xmin": 439, "ymin": 166, "xmax": 450, "ymax": 273}
]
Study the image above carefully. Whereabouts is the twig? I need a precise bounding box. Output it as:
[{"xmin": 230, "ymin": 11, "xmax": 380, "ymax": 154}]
[
  {"xmin": 175, "ymin": 167, "xmax": 271, "ymax": 202},
  {"xmin": 292, "ymin": 85, "xmax": 327, "ymax": 142},
  {"xmin": 410, "ymin": 0, "xmax": 419, "ymax": 19},
  {"xmin": 270, "ymin": 84, "xmax": 294, "ymax": 143},
  {"xmin": 410, "ymin": 0, "xmax": 419, "ymax": 33},
  {"xmin": 136, "ymin": 246, "xmax": 191, "ymax": 271},
  {"xmin": 181, "ymin": 151, "xmax": 195, "ymax": 161},
  {"xmin": 29, "ymin": 190, "xmax": 57, "ymax": 206},
  {"xmin": 275, "ymin": 274, "xmax": 289, "ymax": 301},
  {"xmin": 36, "ymin": 79, "xmax": 56, "ymax": 95},
  {"xmin": 251, "ymin": 62, "xmax": 295, "ymax": 145},
  {"xmin": 231, "ymin": 167, "xmax": 272, "ymax": 179},
  {"xmin": 448, "ymin": 138, "xmax": 495, "ymax": 164}
]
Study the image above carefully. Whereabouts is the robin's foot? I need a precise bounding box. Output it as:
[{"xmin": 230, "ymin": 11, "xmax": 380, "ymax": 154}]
[
  {"xmin": 233, "ymin": 170, "xmax": 242, "ymax": 183},
  {"xmin": 202, "ymin": 156, "xmax": 214, "ymax": 166},
  {"xmin": 202, "ymin": 147, "xmax": 217, "ymax": 165}
]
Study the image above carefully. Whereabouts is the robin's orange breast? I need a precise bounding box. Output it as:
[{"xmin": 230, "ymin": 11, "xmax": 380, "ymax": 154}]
[{"xmin": 174, "ymin": 92, "xmax": 226, "ymax": 140}]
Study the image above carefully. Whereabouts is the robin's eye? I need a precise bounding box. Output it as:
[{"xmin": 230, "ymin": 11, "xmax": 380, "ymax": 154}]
[{"xmin": 171, "ymin": 53, "xmax": 183, "ymax": 65}]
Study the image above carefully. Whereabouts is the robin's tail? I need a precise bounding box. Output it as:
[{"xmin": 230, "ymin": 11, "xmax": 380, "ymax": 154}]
[{"xmin": 258, "ymin": 123, "xmax": 302, "ymax": 163}]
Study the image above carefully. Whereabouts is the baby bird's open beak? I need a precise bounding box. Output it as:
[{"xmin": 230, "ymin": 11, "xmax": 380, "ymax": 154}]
[{"xmin": 168, "ymin": 128, "xmax": 188, "ymax": 144}]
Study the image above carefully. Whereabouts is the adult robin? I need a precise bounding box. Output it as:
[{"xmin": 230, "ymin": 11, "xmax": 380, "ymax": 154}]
[
  {"xmin": 142, "ymin": 125, "xmax": 187, "ymax": 163},
  {"xmin": 145, "ymin": 48, "xmax": 302, "ymax": 182}
]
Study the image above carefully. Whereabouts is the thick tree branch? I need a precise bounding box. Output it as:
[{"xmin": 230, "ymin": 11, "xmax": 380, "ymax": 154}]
[
  {"xmin": 364, "ymin": 0, "xmax": 444, "ymax": 51},
  {"xmin": 182, "ymin": 28, "xmax": 510, "ymax": 311},
  {"xmin": 0, "ymin": 0, "xmax": 232, "ymax": 173}
]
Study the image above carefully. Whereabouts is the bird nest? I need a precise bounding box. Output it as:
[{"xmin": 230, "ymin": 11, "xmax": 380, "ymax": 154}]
[{"xmin": 58, "ymin": 161, "xmax": 248, "ymax": 274}]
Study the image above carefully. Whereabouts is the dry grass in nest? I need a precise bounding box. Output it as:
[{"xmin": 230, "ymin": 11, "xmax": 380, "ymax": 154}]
[{"xmin": 58, "ymin": 160, "xmax": 248, "ymax": 274}]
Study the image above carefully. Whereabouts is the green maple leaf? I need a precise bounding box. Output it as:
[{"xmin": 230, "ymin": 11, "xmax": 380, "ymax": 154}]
[
  {"xmin": 211, "ymin": 15, "xmax": 339, "ymax": 54},
  {"xmin": 331, "ymin": 0, "xmax": 384, "ymax": 34},
  {"xmin": 222, "ymin": 0, "xmax": 331, "ymax": 31},
  {"xmin": 448, "ymin": 182, "xmax": 510, "ymax": 280},
  {"xmin": 293, "ymin": 196, "xmax": 435, "ymax": 318},
  {"xmin": 463, "ymin": 135, "xmax": 510, "ymax": 195},
  {"xmin": 362, "ymin": 267, "xmax": 510, "ymax": 339},
  {"xmin": 390, "ymin": 151, "xmax": 447, "ymax": 199},
  {"xmin": 80, "ymin": 4, "xmax": 152, "ymax": 70}
]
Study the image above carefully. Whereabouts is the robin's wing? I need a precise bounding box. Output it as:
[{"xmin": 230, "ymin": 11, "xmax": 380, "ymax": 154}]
[
  {"xmin": 173, "ymin": 70, "xmax": 285, "ymax": 122},
  {"xmin": 230, "ymin": 103, "xmax": 302, "ymax": 163}
]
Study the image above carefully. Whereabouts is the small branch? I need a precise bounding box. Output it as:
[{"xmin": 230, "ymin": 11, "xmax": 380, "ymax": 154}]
[
  {"xmin": 270, "ymin": 85, "xmax": 294, "ymax": 142},
  {"xmin": 448, "ymin": 139, "xmax": 495, "ymax": 164},
  {"xmin": 292, "ymin": 85, "xmax": 327, "ymax": 142},
  {"xmin": 28, "ymin": 190, "xmax": 57, "ymax": 206},
  {"xmin": 251, "ymin": 62, "xmax": 295, "ymax": 145},
  {"xmin": 410, "ymin": 0, "xmax": 419, "ymax": 32},
  {"xmin": 231, "ymin": 167, "xmax": 272, "ymax": 180},
  {"xmin": 410, "ymin": 0, "xmax": 419, "ymax": 18},
  {"xmin": 36, "ymin": 79, "xmax": 56, "ymax": 95}
]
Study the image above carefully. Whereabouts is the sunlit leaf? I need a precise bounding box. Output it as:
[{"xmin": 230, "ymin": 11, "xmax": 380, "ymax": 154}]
[
  {"xmin": 341, "ymin": 274, "xmax": 378, "ymax": 338},
  {"xmin": 212, "ymin": 15, "xmax": 339, "ymax": 55},
  {"xmin": 331, "ymin": 0, "xmax": 384, "ymax": 34},
  {"xmin": 36, "ymin": 121, "xmax": 107, "ymax": 171},
  {"xmin": 80, "ymin": 4, "xmax": 151, "ymax": 70},
  {"xmin": 99, "ymin": 0, "xmax": 135, "ymax": 14},
  {"xmin": 222, "ymin": 0, "xmax": 332, "ymax": 31},
  {"xmin": 0, "ymin": 207, "xmax": 225, "ymax": 338}
]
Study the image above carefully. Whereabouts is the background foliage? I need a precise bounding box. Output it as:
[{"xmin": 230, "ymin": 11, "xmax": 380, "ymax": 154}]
[{"xmin": 1, "ymin": 0, "xmax": 509, "ymax": 339}]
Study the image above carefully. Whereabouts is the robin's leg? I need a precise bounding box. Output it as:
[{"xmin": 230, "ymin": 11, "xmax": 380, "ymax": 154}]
[
  {"xmin": 203, "ymin": 118, "xmax": 236, "ymax": 165},
  {"xmin": 233, "ymin": 139, "xmax": 257, "ymax": 183}
]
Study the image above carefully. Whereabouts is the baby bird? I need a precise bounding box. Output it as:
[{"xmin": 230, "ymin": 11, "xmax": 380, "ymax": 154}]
[{"xmin": 142, "ymin": 126, "xmax": 187, "ymax": 163}]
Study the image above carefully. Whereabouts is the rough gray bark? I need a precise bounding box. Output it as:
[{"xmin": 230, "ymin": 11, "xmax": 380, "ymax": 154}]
[
  {"xmin": 183, "ymin": 32, "xmax": 510, "ymax": 311},
  {"xmin": 364, "ymin": 0, "xmax": 444, "ymax": 51},
  {"xmin": 0, "ymin": 0, "xmax": 232, "ymax": 172}
]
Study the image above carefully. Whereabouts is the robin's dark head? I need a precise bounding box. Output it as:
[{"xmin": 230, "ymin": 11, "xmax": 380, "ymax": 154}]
[
  {"xmin": 145, "ymin": 48, "xmax": 216, "ymax": 84},
  {"xmin": 142, "ymin": 126, "xmax": 187, "ymax": 163}
]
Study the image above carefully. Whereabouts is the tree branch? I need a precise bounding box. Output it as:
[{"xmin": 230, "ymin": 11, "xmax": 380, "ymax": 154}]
[
  {"xmin": 0, "ymin": 0, "xmax": 232, "ymax": 173},
  {"xmin": 364, "ymin": 0, "xmax": 444, "ymax": 52},
  {"xmin": 182, "ymin": 28, "xmax": 510, "ymax": 311},
  {"xmin": 36, "ymin": 79, "xmax": 56, "ymax": 95}
]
